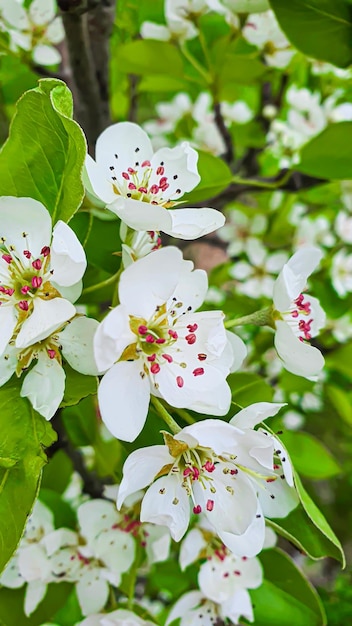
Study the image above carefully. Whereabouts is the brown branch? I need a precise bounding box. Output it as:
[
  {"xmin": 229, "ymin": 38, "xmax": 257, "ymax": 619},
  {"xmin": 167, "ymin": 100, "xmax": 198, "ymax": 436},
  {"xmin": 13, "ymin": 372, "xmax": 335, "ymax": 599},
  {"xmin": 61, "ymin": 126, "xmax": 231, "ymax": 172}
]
[{"xmin": 214, "ymin": 101, "xmax": 234, "ymax": 164}]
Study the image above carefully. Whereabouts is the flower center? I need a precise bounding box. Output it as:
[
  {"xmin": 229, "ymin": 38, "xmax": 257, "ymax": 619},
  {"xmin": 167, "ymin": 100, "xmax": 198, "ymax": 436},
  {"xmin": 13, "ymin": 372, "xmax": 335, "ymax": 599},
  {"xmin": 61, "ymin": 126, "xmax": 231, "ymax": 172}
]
[
  {"xmin": 109, "ymin": 158, "xmax": 182, "ymax": 206},
  {"xmin": 281, "ymin": 293, "xmax": 314, "ymax": 341}
]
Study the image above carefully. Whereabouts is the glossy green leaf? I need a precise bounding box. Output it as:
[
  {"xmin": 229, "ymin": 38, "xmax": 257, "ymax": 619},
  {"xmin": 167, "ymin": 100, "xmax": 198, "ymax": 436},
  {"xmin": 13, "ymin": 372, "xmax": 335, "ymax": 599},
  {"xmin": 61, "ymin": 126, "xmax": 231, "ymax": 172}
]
[
  {"xmin": 228, "ymin": 372, "xmax": 274, "ymax": 407},
  {"xmin": 0, "ymin": 583, "xmax": 71, "ymax": 626},
  {"xmin": 0, "ymin": 78, "xmax": 87, "ymax": 223},
  {"xmin": 269, "ymin": 0, "xmax": 352, "ymax": 67},
  {"xmin": 279, "ymin": 431, "xmax": 340, "ymax": 480},
  {"xmin": 0, "ymin": 381, "xmax": 56, "ymax": 574},
  {"xmin": 297, "ymin": 122, "xmax": 352, "ymax": 179},
  {"xmin": 181, "ymin": 151, "xmax": 232, "ymax": 203},
  {"xmin": 251, "ymin": 548, "xmax": 326, "ymax": 625},
  {"xmin": 60, "ymin": 366, "xmax": 97, "ymax": 408},
  {"xmin": 326, "ymin": 342, "xmax": 352, "ymax": 379},
  {"xmin": 115, "ymin": 40, "xmax": 185, "ymax": 77}
]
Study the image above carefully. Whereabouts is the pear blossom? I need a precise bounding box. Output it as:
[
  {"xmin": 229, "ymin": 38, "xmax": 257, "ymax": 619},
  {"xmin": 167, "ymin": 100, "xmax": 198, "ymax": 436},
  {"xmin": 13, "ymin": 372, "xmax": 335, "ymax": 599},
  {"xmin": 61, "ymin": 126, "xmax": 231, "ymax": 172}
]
[
  {"xmin": 294, "ymin": 216, "xmax": 336, "ymax": 250},
  {"xmin": 229, "ymin": 239, "xmax": 288, "ymax": 298},
  {"xmin": 94, "ymin": 246, "xmax": 246, "ymax": 442},
  {"xmin": 141, "ymin": 0, "xmax": 209, "ymax": 43},
  {"xmin": 335, "ymin": 211, "xmax": 352, "ymax": 244},
  {"xmin": 272, "ymin": 247, "xmax": 326, "ymax": 378},
  {"xmin": 243, "ymin": 10, "xmax": 294, "ymax": 68},
  {"xmin": 120, "ymin": 223, "xmax": 162, "ymax": 268},
  {"xmin": 0, "ymin": 0, "xmax": 64, "ymax": 65},
  {"xmin": 117, "ymin": 403, "xmax": 298, "ymax": 555},
  {"xmin": 85, "ymin": 122, "xmax": 224, "ymax": 239},
  {"xmin": 0, "ymin": 196, "xmax": 87, "ymax": 360},
  {"xmin": 219, "ymin": 208, "xmax": 267, "ymax": 256},
  {"xmin": 207, "ymin": 0, "xmax": 269, "ymax": 14},
  {"xmin": 331, "ymin": 249, "xmax": 352, "ymax": 297},
  {"xmin": 78, "ymin": 609, "xmax": 156, "ymax": 626},
  {"xmin": 0, "ymin": 315, "xmax": 99, "ymax": 419}
]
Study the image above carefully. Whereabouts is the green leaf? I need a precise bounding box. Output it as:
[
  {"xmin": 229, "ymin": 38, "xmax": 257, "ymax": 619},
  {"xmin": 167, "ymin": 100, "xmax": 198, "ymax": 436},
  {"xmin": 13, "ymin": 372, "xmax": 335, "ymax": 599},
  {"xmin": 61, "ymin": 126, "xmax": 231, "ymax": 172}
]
[
  {"xmin": 0, "ymin": 381, "xmax": 56, "ymax": 575},
  {"xmin": 326, "ymin": 342, "xmax": 352, "ymax": 379},
  {"xmin": 326, "ymin": 385, "xmax": 352, "ymax": 425},
  {"xmin": 0, "ymin": 78, "xmax": 87, "ymax": 223},
  {"xmin": 60, "ymin": 365, "xmax": 97, "ymax": 408},
  {"xmin": 39, "ymin": 489, "xmax": 76, "ymax": 530},
  {"xmin": 278, "ymin": 431, "xmax": 340, "ymax": 479},
  {"xmin": 115, "ymin": 40, "xmax": 185, "ymax": 77},
  {"xmin": 0, "ymin": 583, "xmax": 71, "ymax": 626},
  {"xmin": 297, "ymin": 122, "xmax": 352, "ymax": 179},
  {"xmin": 181, "ymin": 151, "xmax": 232, "ymax": 203},
  {"xmin": 228, "ymin": 372, "xmax": 274, "ymax": 407},
  {"xmin": 41, "ymin": 449, "xmax": 74, "ymax": 494},
  {"xmin": 269, "ymin": 0, "xmax": 352, "ymax": 67},
  {"xmin": 251, "ymin": 548, "xmax": 326, "ymax": 625}
]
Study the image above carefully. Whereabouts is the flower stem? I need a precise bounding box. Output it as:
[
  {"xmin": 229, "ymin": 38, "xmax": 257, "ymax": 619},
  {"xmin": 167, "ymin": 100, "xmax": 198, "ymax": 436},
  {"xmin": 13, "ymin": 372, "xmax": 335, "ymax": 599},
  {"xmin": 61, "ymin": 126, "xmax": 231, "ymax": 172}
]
[
  {"xmin": 174, "ymin": 407, "xmax": 196, "ymax": 425},
  {"xmin": 232, "ymin": 170, "xmax": 292, "ymax": 189},
  {"xmin": 225, "ymin": 307, "xmax": 274, "ymax": 329},
  {"xmin": 81, "ymin": 269, "xmax": 121, "ymax": 295},
  {"xmin": 180, "ymin": 42, "xmax": 212, "ymax": 84},
  {"xmin": 151, "ymin": 397, "xmax": 181, "ymax": 434}
]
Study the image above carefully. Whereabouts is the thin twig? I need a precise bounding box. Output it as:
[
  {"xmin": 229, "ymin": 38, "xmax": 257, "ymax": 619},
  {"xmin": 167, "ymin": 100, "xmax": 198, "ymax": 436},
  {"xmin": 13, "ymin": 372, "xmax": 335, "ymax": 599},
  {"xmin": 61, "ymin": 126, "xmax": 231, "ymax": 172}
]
[{"xmin": 214, "ymin": 101, "xmax": 234, "ymax": 164}]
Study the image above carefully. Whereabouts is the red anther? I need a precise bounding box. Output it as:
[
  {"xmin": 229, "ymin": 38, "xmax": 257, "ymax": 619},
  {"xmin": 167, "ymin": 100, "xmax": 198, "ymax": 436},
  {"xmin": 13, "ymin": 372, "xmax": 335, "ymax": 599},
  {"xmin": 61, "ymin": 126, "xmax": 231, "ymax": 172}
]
[
  {"xmin": 183, "ymin": 467, "xmax": 191, "ymax": 477},
  {"xmin": 145, "ymin": 334, "xmax": 155, "ymax": 343},
  {"xmin": 127, "ymin": 167, "xmax": 136, "ymax": 174},
  {"xmin": 273, "ymin": 464, "xmax": 280, "ymax": 470},
  {"xmin": 159, "ymin": 176, "xmax": 168, "ymax": 186},
  {"xmin": 223, "ymin": 572, "xmax": 229, "ymax": 578},
  {"xmin": 168, "ymin": 329, "xmax": 178, "ymax": 339},
  {"xmin": 21, "ymin": 286, "xmax": 30, "ymax": 294},
  {"xmin": 18, "ymin": 300, "xmax": 29, "ymax": 311},
  {"xmin": 185, "ymin": 333, "xmax": 196, "ymax": 345},
  {"xmin": 2, "ymin": 254, "xmax": 12, "ymax": 264},
  {"xmin": 291, "ymin": 310, "xmax": 299, "ymax": 318},
  {"xmin": 187, "ymin": 323, "xmax": 198, "ymax": 332},
  {"xmin": 128, "ymin": 182, "xmax": 137, "ymax": 190},
  {"xmin": 41, "ymin": 246, "xmax": 50, "ymax": 257},
  {"xmin": 242, "ymin": 556, "xmax": 248, "ymax": 561},
  {"xmin": 191, "ymin": 467, "xmax": 200, "ymax": 480},
  {"xmin": 234, "ymin": 570, "xmax": 241, "ymax": 576},
  {"xmin": 198, "ymin": 353, "xmax": 207, "ymax": 361},
  {"xmin": 149, "ymin": 184, "xmax": 159, "ymax": 194},
  {"xmin": 266, "ymin": 478, "xmax": 276, "ymax": 483},
  {"xmin": 122, "ymin": 172, "xmax": 130, "ymax": 180},
  {"xmin": 23, "ymin": 250, "xmax": 32, "ymax": 258},
  {"xmin": 31, "ymin": 276, "xmax": 42, "ymax": 289},
  {"xmin": 206, "ymin": 499, "xmax": 214, "ymax": 511},
  {"xmin": 147, "ymin": 231, "xmax": 155, "ymax": 238},
  {"xmin": 295, "ymin": 294, "xmax": 304, "ymax": 305},
  {"xmin": 47, "ymin": 349, "xmax": 56, "ymax": 359},
  {"xmin": 147, "ymin": 354, "xmax": 156, "ymax": 362},
  {"xmin": 142, "ymin": 160, "xmax": 151, "ymax": 167},
  {"xmin": 176, "ymin": 376, "xmax": 184, "ymax": 388},
  {"xmin": 193, "ymin": 367, "xmax": 204, "ymax": 377},
  {"xmin": 230, "ymin": 468, "xmax": 238, "ymax": 475},
  {"xmin": 162, "ymin": 354, "xmax": 173, "ymax": 363},
  {"xmin": 193, "ymin": 504, "xmax": 202, "ymax": 515},
  {"xmin": 32, "ymin": 259, "xmax": 42, "ymax": 270},
  {"xmin": 155, "ymin": 338, "xmax": 166, "ymax": 344},
  {"xmin": 0, "ymin": 286, "xmax": 5, "ymax": 293},
  {"xmin": 156, "ymin": 166, "xmax": 164, "ymax": 175},
  {"xmin": 159, "ymin": 182, "xmax": 169, "ymax": 191},
  {"xmin": 204, "ymin": 461, "xmax": 215, "ymax": 472},
  {"xmin": 138, "ymin": 187, "xmax": 148, "ymax": 194},
  {"xmin": 150, "ymin": 363, "xmax": 161, "ymax": 374},
  {"xmin": 5, "ymin": 288, "xmax": 14, "ymax": 296},
  {"xmin": 138, "ymin": 325, "xmax": 148, "ymax": 335},
  {"xmin": 151, "ymin": 200, "xmax": 158, "ymax": 205}
]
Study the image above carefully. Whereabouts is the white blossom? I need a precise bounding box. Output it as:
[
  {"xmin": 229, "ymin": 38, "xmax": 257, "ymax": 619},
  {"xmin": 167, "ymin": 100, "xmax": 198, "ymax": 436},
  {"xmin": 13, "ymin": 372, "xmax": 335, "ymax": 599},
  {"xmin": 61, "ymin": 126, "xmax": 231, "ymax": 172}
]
[
  {"xmin": 331, "ymin": 249, "xmax": 352, "ymax": 297},
  {"xmin": 243, "ymin": 10, "xmax": 294, "ymax": 68},
  {"xmin": 141, "ymin": 0, "xmax": 209, "ymax": 43}
]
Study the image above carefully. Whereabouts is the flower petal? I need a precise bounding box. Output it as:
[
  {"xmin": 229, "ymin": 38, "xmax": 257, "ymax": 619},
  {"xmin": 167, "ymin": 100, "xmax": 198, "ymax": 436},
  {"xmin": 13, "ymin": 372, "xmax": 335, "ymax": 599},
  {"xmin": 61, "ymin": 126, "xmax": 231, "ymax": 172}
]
[
  {"xmin": 94, "ymin": 305, "xmax": 135, "ymax": 372},
  {"xmin": 24, "ymin": 580, "xmax": 47, "ymax": 617},
  {"xmin": 222, "ymin": 589, "xmax": 254, "ymax": 624},
  {"xmin": 140, "ymin": 475, "xmax": 190, "ymax": 541},
  {"xmin": 273, "ymin": 247, "xmax": 323, "ymax": 310},
  {"xmin": 218, "ymin": 504, "xmax": 266, "ymax": 558},
  {"xmin": 60, "ymin": 316, "xmax": 100, "ymax": 375},
  {"xmin": 0, "ymin": 305, "xmax": 17, "ymax": 358},
  {"xmin": 30, "ymin": 0, "xmax": 56, "ymax": 24},
  {"xmin": 95, "ymin": 122, "xmax": 153, "ymax": 181},
  {"xmin": 226, "ymin": 330, "xmax": 247, "ymax": 373},
  {"xmin": 76, "ymin": 568, "xmax": 109, "ymax": 616},
  {"xmin": 51, "ymin": 221, "xmax": 87, "ymax": 287},
  {"xmin": 107, "ymin": 196, "xmax": 172, "ymax": 232},
  {"xmin": 84, "ymin": 155, "xmax": 116, "ymax": 205},
  {"xmin": 164, "ymin": 207, "xmax": 225, "ymax": 239},
  {"xmin": 179, "ymin": 528, "xmax": 207, "ymax": 570},
  {"xmin": 95, "ymin": 529, "xmax": 135, "ymax": 575},
  {"xmin": 150, "ymin": 142, "xmax": 200, "ymax": 197},
  {"xmin": 15, "ymin": 297, "xmax": 76, "ymax": 348},
  {"xmin": 33, "ymin": 44, "xmax": 61, "ymax": 66},
  {"xmin": 20, "ymin": 354, "xmax": 65, "ymax": 419},
  {"xmin": 274, "ymin": 320, "xmax": 324, "ymax": 378},
  {"xmin": 0, "ymin": 197, "xmax": 51, "ymax": 261},
  {"xmin": 230, "ymin": 402, "xmax": 286, "ymax": 430},
  {"xmin": 0, "ymin": 342, "xmax": 17, "ymax": 386},
  {"xmin": 178, "ymin": 419, "xmax": 243, "ymax": 456},
  {"xmin": 165, "ymin": 591, "xmax": 204, "ymax": 626},
  {"xmin": 98, "ymin": 361, "xmax": 150, "ymax": 442},
  {"xmin": 78, "ymin": 500, "xmax": 121, "ymax": 541},
  {"xmin": 46, "ymin": 17, "xmax": 65, "ymax": 43},
  {"xmin": 117, "ymin": 445, "xmax": 173, "ymax": 509}
]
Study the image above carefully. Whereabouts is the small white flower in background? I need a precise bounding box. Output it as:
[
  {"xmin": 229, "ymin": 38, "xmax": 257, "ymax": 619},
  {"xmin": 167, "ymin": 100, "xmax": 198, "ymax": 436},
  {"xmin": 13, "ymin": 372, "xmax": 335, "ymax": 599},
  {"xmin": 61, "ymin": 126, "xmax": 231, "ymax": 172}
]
[
  {"xmin": 329, "ymin": 313, "xmax": 352, "ymax": 343},
  {"xmin": 120, "ymin": 223, "xmax": 162, "ymax": 268},
  {"xmin": 331, "ymin": 249, "xmax": 352, "ymax": 297},
  {"xmin": 143, "ymin": 93, "xmax": 193, "ymax": 142},
  {"xmin": 221, "ymin": 100, "xmax": 254, "ymax": 124},
  {"xmin": 219, "ymin": 208, "xmax": 267, "ymax": 257},
  {"xmin": 85, "ymin": 122, "xmax": 224, "ymax": 240},
  {"xmin": 78, "ymin": 609, "xmax": 157, "ymax": 626},
  {"xmin": 0, "ymin": 0, "xmax": 64, "ymax": 65},
  {"xmin": 294, "ymin": 216, "xmax": 336, "ymax": 250},
  {"xmin": 282, "ymin": 409, "xmax": 305, "ymax": 431},
  {"xmin": 117, "ymin": 402, "xmax": 297, "ymax": 556},
  {"xmin": 272, "ymin": 247, "xmax": 326, "ymax": 378},
  {"xmin": 141, "ymin": 0, "xmax": 209, "ymax": 43},
  {"xmin": 0, "ymin": 315, "xmax": 100, "ymax": 420},
  {"xmin": 229, "ymin": 239, "xmax": 288, "ymax": 298},
  {"xmin": 335, "ymin": 211, "xmax": 352, "ymax": 244},
  {"xmin": 94, "ymin": 246, "xmax": 246, "ymax": 442},
  {"xmin": 242, "ymin": 10, "xmax": 294, "ymax": 68},
  {"xmin": 0, "ymin": 196, "xmax": 86, "ymax": 360}
]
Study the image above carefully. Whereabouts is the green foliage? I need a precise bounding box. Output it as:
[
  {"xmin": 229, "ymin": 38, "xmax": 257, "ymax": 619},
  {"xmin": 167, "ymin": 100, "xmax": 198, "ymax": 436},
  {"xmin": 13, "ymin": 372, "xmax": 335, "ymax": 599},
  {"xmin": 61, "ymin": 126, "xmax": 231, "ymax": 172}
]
[
  {"xmin": 60, "ymin": 366, "xmax": 97, "ymax": 409},
  {"xmin": 269, "ymin": 0, "xmax": 352, "ymax": 67},
  {"xmin": 297, "ymin": 122, "xmax": 352, "ymax": 179},
  {"xmin": 0, "ymin": 583, "xmax": 72, "ymax": 626},
  {"xmin": 0, "ymin": 79, "xmax": 86, "ymax": 223},
  {"xmin": 279, "ymin": 431, "xmax": 340, "ymax": 480},
  {"xmin": 181, "ymin": 151, "xmax": 233, "ymax": 203},
  {"xmin": 115, "ymin": 40, "xmax": 185, "ymax": 77},
  {"xmin": 0, "ymin": 381, "xmax": 56, "ymax": 574}
]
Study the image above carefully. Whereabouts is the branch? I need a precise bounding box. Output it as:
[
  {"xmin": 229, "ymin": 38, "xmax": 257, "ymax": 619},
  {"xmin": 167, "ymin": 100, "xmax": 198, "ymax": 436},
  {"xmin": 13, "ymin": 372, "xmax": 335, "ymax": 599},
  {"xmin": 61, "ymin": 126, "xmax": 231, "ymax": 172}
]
[
  {"xmin": 57, "ymin": 0, "xmax": 100, "ymax": 15},
  {"xmin": 213, "ymin": 101, "xmax": 234, "ymax": 164}
]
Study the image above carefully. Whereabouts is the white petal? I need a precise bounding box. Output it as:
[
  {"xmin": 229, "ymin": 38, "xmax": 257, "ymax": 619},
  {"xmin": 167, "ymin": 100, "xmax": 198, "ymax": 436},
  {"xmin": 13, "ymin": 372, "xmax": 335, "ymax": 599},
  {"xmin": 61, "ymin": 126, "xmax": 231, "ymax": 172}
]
[
  {"xmin": 165, "ymin": 591, "xmax": 204, "ymax": 626},
  {"xmin": 151, "ymin": 143, "xmax": 200, "ymax": 197},
  {"xmin": 76, "ymin": 568, "xmax": 109, "ymax": 616},
  {"xmin": 18, "ymin": 545, "xmax": 51, "ymax": 581},
  {"xmin": 60, "ymin": 316, "xmax": 100, "ymax": 375},
  {"xmin": 117, "ymin": 445, "xmax": 173, "ymax": 509},
  {"xmin": 226, "ymin": 330, "xmax": 247, "ymax": 373},
  {"xmin": 179, "ymin": 528, "xmax": 206, "ymax": 570},
  {"xmin": 177, "ymin": 420, "xmax": 242, "ymax": 456},
  {"xmin": 1, "ymin": 2, "xmax": 29, "ymax": 29},
  {"xmin": 309, "ymin": 295, "xmax": 326, "ymax": 336},
  {"xmin": 32, "ymin": 44, "xmax": 61, "ymax": 66},
  {"xmin": 42, "ymin": 528, "xmax": 78, "ymax": 555},
  {"xmin": 222, "ymin": 589, "xmax": 254, "ymax": 624},
  {"xmin": 141, "ymin": 475, "xmax": 190, "ymax": 541},
  {"xmin": 119, "ymin": 246, "xmax": 184, "ymax": 319},
  {"xmin": 95, "ymin": 529, "xmax": 135, "ymax": 574},
  {"xmin": 219, "ymin": 504, "xmax": 266, "ymax": 558},
  {"xmin": 186, "ymin": 380, "xmax": 232, "ymax": 415},
  {"xmin": 84, "ymin": 155, "xmax": 116, "ymax": 205},
  {"xmin": 24, "ymin": 580, "xmax": 47, "ymax": 616},
  {"xmin": 256, "ymin": 474, "xmax": 299, "ymax": 519},
  {"xmin": 53, "ymin": 279, "xmax": 82, "ymax": 303},
  {"xmin": 0, "ymin": 197, "xmax": 51, "ymax": 260},
  {"xmin": 98, "ymin": 360, "xmax": 150, "ymax": 442},
  {"xmin": 46, "ymin": 17, "xmax": 65, "ymax": 43},
  {"xmin": 273, "ymin": 247, "xmax": 323, "ymax": 311},
  {"xmin": 230, "ymin": 402, "xmax": 286, "ymax": 430},
  {"xmin": 95, "ymin": 122, "xmax": 153, "ymax": 182},
  {"xmin": 20, "ymin": 354, "xmax": 65, "ymax": 419},
  {"xmin": 77, "ymin": 499, "xmax": 121, "ymax": 541},
  {"xmin": 107, "ymin": 196, "xmax": 172, "ymax": 233},
  {"xmin": 143, "ymin": 524, "xmax": 171, "ymax": 564},
  {"xmin": 164, "ymin": 207, "xmax": 225, "ymax": 239},
  {"xmin": 274, "ymin": 320, "xmax": 324, "ymax": 378},
  {"xmin": 16, "ymin": 297, "xmax": 76, "ymax": 348},
  {"xmin": 0, "ymin": 556, "xmax": 24, "ymax": 589},
  {"xmin": 30, "ymin": 0, "xmax": 56, "ymax": 24},
  {"xmin": 93, "ymin": 305, "xmax": 135, "ymax": 372},
  {"xmin": 199, "ymin": 553, "xmax": 262, "ymax": 603},
  {"xmin": 169, "ymin": 268, "xmax": 208, "ymax": 315},
  {"xmin": 141, "ymin": 21, "xmax": 171, "ymax": 41},
  {"xmin": 0, "ymin": 305, "xmax": 17, "ymax": 358},
  {"xmin": 51, "ymin": 221, "xmax": 87, "ymax": 287}
]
